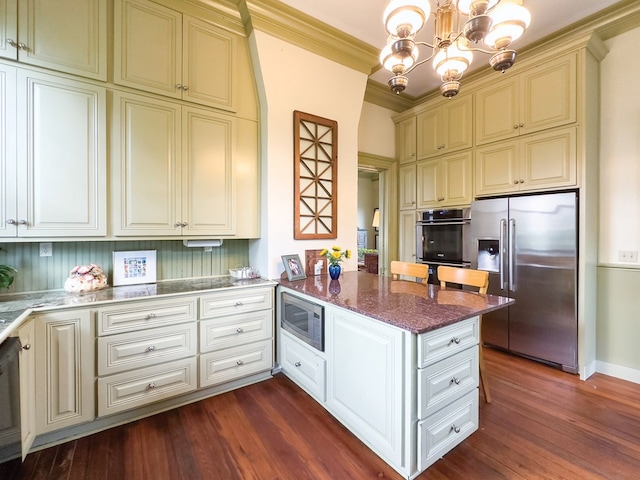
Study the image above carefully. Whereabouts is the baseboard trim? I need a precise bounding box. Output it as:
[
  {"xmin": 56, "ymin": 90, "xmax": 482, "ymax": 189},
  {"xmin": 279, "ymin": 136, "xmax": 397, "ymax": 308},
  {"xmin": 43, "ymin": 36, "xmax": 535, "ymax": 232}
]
[{"xmin": 595, "ymin": 360, "xmax": 640, "ymax": 385}]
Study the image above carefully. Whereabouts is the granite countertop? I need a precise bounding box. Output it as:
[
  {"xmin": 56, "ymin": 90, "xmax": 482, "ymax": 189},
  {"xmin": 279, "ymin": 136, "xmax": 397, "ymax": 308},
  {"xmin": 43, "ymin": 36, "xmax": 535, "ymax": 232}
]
[
  {"xmin": 0, "ymin": 276, "xmax": 276, "ymax": 343},
  {"xmin": 279, "ymin": 270, "xmax": 514, "ymax": 334}
]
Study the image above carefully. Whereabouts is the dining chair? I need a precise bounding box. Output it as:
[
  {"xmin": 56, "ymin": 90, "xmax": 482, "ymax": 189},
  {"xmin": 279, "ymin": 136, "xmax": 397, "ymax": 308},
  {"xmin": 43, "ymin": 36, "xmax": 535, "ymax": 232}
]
[
  {"xmin": 389, "ymin": 260, "xmax": 429, "ymax": 285},
  {"xmin": 437, "ymin": 265, "xmax": 492, "ymax": 403}
]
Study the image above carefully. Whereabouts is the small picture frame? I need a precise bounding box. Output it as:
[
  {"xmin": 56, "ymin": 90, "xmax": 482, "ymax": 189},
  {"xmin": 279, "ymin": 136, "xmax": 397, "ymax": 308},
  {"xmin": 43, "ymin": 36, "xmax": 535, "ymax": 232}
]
[
  {"xmin": 281, "ymin": 254, "xmax": 307, "ymax": 281},
  {"xmin": 112, "ymin": 250, "xmax": 157, "ymax": 286}
]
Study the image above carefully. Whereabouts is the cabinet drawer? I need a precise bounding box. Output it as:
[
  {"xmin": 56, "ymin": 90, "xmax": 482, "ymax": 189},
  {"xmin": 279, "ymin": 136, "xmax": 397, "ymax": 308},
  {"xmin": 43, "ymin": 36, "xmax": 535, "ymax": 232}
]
[
  {"xmin": 280, "ymin": 331, "xmax": 326, "ymax": 402},
  {"xmin": 199, "ymin": 340, "xmax": 273, "ymax": 388},
  {"xmin": 417, "ymin": 316, "xmax": 479, "ymax": 368},
  {"xmin": 200, "ymin": 287, "xmax": 273, "ymax": 319},
  {"xmin": 97, "ymin": 298, "xmax": 197, "ymax": 336},
  {"xmin": 417, "ymin": 389, "xmax": 479, "ymax": 472},
  {"xmin": 97, "ymin": 357, "xmax": 197, "ymax": 417},
  {"xmin": 98, "ymin": 323, "xmax": 197, "ymax": 376},
  {"xmin": 418, "ymin": 346, "xmax": 478, "ymax": 419},
  {"xmin": 200, "ymin": 310, "xmax": 272, "ymax": 353}
]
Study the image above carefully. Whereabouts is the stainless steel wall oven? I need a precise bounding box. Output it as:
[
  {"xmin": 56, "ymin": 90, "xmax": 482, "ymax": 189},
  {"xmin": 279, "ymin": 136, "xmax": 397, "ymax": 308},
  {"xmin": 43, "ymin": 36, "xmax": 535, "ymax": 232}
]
[{"xmin": 415, "ymin": 208, "xmax": 471, "ymax": 285}]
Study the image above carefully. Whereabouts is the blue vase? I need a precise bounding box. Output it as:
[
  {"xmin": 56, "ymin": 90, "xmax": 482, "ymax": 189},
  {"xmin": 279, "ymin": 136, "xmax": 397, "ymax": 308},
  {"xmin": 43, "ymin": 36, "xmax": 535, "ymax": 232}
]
[{"xmin": 329, "ymin": 264, "xmax": 341, "ymax": 280}]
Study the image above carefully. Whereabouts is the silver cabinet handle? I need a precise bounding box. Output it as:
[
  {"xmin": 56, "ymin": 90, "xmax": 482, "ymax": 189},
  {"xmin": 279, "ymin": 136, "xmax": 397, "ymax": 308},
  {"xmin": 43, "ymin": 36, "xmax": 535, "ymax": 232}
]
[
  {"xmin": 18, "ymin": 219, "xmax": 26, "ymax": 225},
  {"xmin": 451, "ymin": 424, "xmax": 461, "ymax": 434},
  {"xmin": 146, "ymin": 345, "xmax": 155, "ymax": 352},
  {"xmin": 236, "ymin": 327, "xmax": 243, "ymax": 333},
  {"xmin": 450, "ymin": 337, "xmax": 461, "ymax": 345},
  {"xmin": 21, "ymin": 343, "xmax": 31, "ymax": 351},
  {"xmin": 148, "ymin": 382, "xmax": 156, "ymax": 389},
  {"xmin": 235, "ymin": 301, "xmax": 243, "ymax": 307},
  {"xmin": 182, "ymin": 85, "xmax": 189, "ymax": 91},
  {"xmin": 294, "ymin": 361, "xmax": 301, "ymax": 367},
  {"xmin": 236, "ymin": 360, "xmax": 244, "ymax": 366},
  {"xmin": 451, "ymin": 377, "xmax": 461, "ymax": 385},
  {"xmin": 6, "ymin": 219, "xmax": 16, "ymax": 225},
  {"xmin": 6, "ymin": 39, "xmax": 17, "ymax": 47},
  {"xmin": 147, "ymin": 313, "xmax": 156, "ymax": 319},
  {"xmin": 176, "ymin": 83, "xmax": 183, "ymax": 90},
  {"xmin": 174, "ymin": 222, "xmax": 182, "ymax": 227},
  {"xmin": 17, "ymin": 42, "xmax": 27, "ymax": 50}
]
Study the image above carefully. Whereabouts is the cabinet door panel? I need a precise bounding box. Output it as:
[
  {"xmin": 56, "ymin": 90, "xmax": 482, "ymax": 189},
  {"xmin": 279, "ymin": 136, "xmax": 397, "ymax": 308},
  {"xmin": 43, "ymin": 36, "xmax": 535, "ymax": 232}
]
[
  {"xmin": 111, "ymin": 92, "xmax": 180, "ymax": 235},
  {"xmin": 183, "ymin": 16, "xmax": 235, "ymax": 111},
  {"xmin": 474, "ymin": 141, "xmax": 519, "ymax": 196},
  {"xmin": 0, "ymin": 0, "xmax": 18, "ymax": 60},
  {"xmin": 443, "ymin": 152, "xmax": 473, "ymax": 206},
  {"xmin": 17, "ymin": 70, "xmax": 106, "ymax": 236},
  {"xmin": 18, "ymin": 320, "xmax": 36, "ymax": 459},
  {"xmin": 182, "ymin": 106, "xmax": 234, "ymax": 235},
  {"xmin": 399, "ymin": 164, "xmax": 416, "ymax": 210},
  {"xmin": 0, "ymin": 63, "xmax": 16, "ymax": 237},
  {"xmin": 475, "ymin": 78, "xmax": 519, "ymax": 145},
  {"xmin": 396, "ymin": 117, "xmax": 416, "ymax": 164},
  {"xmin": 398, "ymin": 211, "xmax": 417, "ymax": 263},
  {"xmin": 18, "ymin": 0, "xmax": 107, "ymax": 80},
  {"xmin": 416, "ymin": 108, "xmax": 440, "ymax": 159},
  {"xmin": 416, "ymin": 159, "xmax": 440, "ymax": 209},
  {"xmin": 522, "ymin": 127, "xmax": 576, "ymax": 189},
  {"xmin": 444, "ymin": 94, "xmax": 473, "ymax": 152},
  {"xmin": 114, "ymin": 0, "xmax": 182, "ymax": 97}
]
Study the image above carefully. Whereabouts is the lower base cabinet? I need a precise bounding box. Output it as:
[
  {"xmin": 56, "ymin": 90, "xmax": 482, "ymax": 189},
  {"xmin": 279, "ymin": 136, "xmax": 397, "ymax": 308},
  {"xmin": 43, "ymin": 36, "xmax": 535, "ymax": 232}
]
[{"xmin": 278, "ymin": 287, "xmax": 480, "ymax": 478}]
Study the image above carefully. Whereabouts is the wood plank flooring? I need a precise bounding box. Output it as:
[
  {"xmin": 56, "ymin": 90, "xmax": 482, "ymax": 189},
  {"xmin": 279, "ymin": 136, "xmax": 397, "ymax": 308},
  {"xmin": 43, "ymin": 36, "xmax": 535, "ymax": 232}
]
[{"xmin": 2, "ymin": 348, "xmax": 640, "ymax": 480}]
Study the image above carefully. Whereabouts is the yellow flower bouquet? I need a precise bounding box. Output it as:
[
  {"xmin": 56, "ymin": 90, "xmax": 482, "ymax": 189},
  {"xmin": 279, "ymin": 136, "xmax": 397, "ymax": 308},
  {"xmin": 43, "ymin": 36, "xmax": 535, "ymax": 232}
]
[{"xmin": 320, "ymin": 246, "xmax": 351, "ymax": 280}]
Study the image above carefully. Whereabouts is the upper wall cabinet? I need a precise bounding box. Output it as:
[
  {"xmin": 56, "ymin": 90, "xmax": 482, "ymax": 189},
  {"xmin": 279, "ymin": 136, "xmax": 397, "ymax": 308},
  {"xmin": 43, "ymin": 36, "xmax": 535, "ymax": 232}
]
[
  {"xmin": 475, "ymin": 52, "xmax": 577, "ymax": 145},
  {"xmin": 114, "ymin": 0, "xmax": 237, "ymax": 112},
  {"xmin": 416, "ymin": 94, "xmax": 473, "ymax": 160},
  {"xmin": 396, "ymin": 117, "xmax": 417, "ymax": 164},
  {"xmin": 0, "ymin": 0, "xmax": 107, "ymax": 81},
  {"xmin": 1, "ymin": 66, "xmax": 106, "ymax": 238}
]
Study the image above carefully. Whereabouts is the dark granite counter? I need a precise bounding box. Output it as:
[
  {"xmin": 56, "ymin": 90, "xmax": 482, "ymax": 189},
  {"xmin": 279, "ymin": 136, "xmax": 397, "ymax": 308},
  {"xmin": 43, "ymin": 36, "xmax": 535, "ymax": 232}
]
[
  {"xmin": 0, "ymin": 276, "xmax": 276, "ymax": 343},
  {"xmin": 279, "ymin": 270, "xmax": 513, "ymax": 334}
]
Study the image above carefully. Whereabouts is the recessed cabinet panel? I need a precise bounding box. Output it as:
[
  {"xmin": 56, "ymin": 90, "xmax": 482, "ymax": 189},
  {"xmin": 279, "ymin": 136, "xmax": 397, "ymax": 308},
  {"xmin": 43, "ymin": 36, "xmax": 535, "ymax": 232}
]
[
  {"xmin": 396, "ymin": 116, "xmax": 416, "ymax": 164},
  {"xmin": 475, "ymin": 78, "xmax": 519, "ymax": 145},
  {"xmin": 199, "ymin": 340, "xmax": 273, "ymax": 388},
  {"xmin": 0, "ymin": 63, "xmax": 17, "ymax": 238},
  {"xmin": 417, "ymin": 160, "xmax": 440, "ymax": 208},
  {"xmin": 523, "ymin": 127, "xmax": 576, "ymax": 189},
  {"xmin": 0, "ymin": 0, "xmax": 18, "ymax": 60},
  {"xmin": 399, "ymin": 164, "xmax": 417, "ymax": 210},
  {"xmin": 200, "ymin": 310, "xmax": 272, "ymax": 353}
]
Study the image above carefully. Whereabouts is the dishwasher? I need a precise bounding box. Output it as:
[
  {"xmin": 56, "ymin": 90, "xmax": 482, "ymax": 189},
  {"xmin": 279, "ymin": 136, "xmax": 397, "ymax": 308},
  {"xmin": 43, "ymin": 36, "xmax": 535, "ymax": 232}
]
[{"xmin": 0, "ymin": 337, "xmax": 21, "ymax": 463}]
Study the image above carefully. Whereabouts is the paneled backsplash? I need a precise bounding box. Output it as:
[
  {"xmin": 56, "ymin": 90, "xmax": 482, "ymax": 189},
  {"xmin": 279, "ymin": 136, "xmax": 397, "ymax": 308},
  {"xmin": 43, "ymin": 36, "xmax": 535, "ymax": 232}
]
[{"xmin": 0, "ymin": 240, "xmax": 249, "ymax": 294}]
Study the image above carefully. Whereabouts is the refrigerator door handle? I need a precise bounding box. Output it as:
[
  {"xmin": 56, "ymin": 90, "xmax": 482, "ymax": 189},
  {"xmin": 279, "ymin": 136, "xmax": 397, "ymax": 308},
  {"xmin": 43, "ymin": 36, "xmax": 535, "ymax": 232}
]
[
  {"xmin": 499, "ymin": 218, "xmax": 507, "ymax": 290},
  {"xmin": 509, "ymin": 218, "xmax": 516, "ymax": 292}
]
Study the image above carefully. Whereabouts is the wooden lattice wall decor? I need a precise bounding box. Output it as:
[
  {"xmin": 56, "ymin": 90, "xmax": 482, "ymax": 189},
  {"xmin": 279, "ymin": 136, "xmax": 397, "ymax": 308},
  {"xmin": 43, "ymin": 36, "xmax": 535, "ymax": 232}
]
[{"xmin": 293, "ymin": 111, "xmax": 338, "ymax": 239}]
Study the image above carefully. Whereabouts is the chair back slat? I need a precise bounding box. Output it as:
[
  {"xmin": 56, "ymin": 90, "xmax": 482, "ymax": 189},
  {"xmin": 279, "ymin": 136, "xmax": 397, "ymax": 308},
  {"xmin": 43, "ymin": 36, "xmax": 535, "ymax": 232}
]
[
  {"xmin": 438, "ymin": 265, "xmax": 489, "ymax": 294},
  {"xmin": 390, "ymin": 261, "xmax": 429, "ymax": 286}
]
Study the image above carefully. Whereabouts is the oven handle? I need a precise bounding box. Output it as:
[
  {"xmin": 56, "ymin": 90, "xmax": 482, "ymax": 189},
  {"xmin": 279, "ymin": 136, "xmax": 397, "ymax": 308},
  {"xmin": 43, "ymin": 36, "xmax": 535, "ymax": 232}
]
[
  {"xmin": 420, "ymin": 260, "xmax": 471, "ymax": 268},
  {"xmin": 416, "ymin": 220, "xmax": 470, "ymax": 226}
]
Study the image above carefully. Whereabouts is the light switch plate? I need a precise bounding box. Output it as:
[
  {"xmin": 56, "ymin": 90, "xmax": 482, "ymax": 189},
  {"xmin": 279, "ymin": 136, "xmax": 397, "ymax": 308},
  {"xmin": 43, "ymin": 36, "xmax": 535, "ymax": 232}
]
[{"xmin": 40, "ymin": 243, "xmax": 52, "ymax": 257}]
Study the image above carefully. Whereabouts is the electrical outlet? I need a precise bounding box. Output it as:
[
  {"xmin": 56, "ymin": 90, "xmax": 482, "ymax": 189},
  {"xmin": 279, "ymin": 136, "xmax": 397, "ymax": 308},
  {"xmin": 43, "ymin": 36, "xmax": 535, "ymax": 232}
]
[
  {"xmin": 40, "ymin": 242, "xmax": 52, "ymax": 257},
  {"xmin": 618, "ymin": 250, "xmax": 638, "ymax": 262},
  {"xmin": 204, "ymin": 246, "xmax": 213, "ymax": 252}
]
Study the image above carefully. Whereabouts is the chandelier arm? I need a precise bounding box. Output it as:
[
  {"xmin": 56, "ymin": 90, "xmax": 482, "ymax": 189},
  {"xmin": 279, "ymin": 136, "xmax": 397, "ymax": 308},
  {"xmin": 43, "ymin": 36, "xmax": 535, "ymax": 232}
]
[{"xmin": 403, "ymin": 49, "xmax": 437, "ymax": 76}]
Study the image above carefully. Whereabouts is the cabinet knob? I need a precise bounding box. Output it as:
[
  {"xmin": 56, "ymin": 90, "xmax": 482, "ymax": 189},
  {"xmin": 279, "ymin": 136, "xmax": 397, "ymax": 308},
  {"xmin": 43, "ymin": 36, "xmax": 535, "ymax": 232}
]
[
  {"xmin": 147, "ymin": 313, "xmax": 156, "ymax": 319},
  {"xmin": 519, "ymin": 179, "xmax": 524, "ymax": 184},
  {"xmin": 20, "ymin": 343, "xmax": 31, "ymax": 351},
  {"xmin": 146, "ymin": 345, "xmax": 156, "ymax": 352},
  {"xmin": 519, "ymin": 123, "xmax": 524, "ymax": 128},
  {"xmin": 6, "ymin": 219, "xmax": 16, "ymax": 225},
  {"xmin": 182, "ymin": 85, "xmax": 189, "ymax": 91},
  {"xmin": 18, "ymin": 219, "xmax": 27, "ymax": 225},
  {"xmin": 17, "ymin": 42, "xmax": 28, "ymax": 51},
  {"xmin": 236, "ymin": 360, "xmax": 244, "ymax": 366},
  {"xmin": 450, "ymin": 336, "xmax": 461, "ymax": 345},
  {"xmin": 148, "ymin": 382, "xmax": 156, "ymax": 389},
  {"xmin": 176, "ymin": 83, "xmax": 183, "ymax": 90},
  {"xmin": 451, "ymin": 424, "xmax": 461, "ymax": 434},
  {"xmin": 6, "ymin": 38, "xmax": 17, "ymax": 47},
  {"xmin": 236, "ymin": 327, "xmax": 244, "ymax": 333},
  {"xmin": 513, "ymin": 124, "xmax": 519, "ymax": 129},
  {"xmin": 451, "ymin": 377, "xmax": 461, "ymax": 385},
  {"xmin": 235, "ymin": 301, "xmax": 243, "ymax": 307},
  {"xmin": 181, "ymin": 222, "xmax": 188, "ymax": 227},
  {"xmin": 294, "ymin": 361, "xmax": 302, "ymax": 367}
]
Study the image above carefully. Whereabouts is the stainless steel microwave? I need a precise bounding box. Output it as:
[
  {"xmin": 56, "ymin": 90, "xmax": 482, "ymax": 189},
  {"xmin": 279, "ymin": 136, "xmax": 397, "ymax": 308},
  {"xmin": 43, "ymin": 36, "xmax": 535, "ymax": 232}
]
[{"xmin": 280, "ymin": 291, "xmax": 324, "ymax": 351}]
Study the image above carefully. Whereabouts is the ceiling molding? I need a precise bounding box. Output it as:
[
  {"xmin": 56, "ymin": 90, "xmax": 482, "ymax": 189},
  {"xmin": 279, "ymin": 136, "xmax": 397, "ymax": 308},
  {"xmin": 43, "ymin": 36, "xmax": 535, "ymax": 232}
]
[
  {"xmin": 364, "ymin": 80, "xmax": 414, "ymax": 113},
  {"xmin": 239, "ymin": 0, "xmax": 380, "ymax": 75}
]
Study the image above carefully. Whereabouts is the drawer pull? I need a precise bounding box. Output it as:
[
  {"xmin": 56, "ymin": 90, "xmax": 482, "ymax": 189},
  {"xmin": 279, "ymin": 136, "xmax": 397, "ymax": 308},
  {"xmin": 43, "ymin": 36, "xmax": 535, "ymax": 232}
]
[
  {"xmin": 451, "ymin": 377, "xmax": 461, "ymax": 385},
  {"xmin": 294, "ymin": 361, "xmax": 301, "ymax": 367},
  {"xmin": 147, "ymin": 313, "xmax": 156, "ymax": 319},
  {"xmin": 451, "ymin": 424, "xmax": 461, "ymax": 434},
  {"xmin": 450, "ymin": 337, "xmax": 461, "ymax": 345},
  {"xmin": 148, "ymin": 382, "xmax": 156, "ymax": 389},
  {"xmin": 234, "ymin": 301, "xmax": 243, "ymax": 307},
  {"xmin": 236, "ymin": 360, "xmax": 244, "ymax": 366},
  {"xmin": 146, "ymin": 345, "xmax": 156, "ymax": 352},
  {"xmin": 236, "ymin": 327, "xmax": 244, "ymax": 333}
]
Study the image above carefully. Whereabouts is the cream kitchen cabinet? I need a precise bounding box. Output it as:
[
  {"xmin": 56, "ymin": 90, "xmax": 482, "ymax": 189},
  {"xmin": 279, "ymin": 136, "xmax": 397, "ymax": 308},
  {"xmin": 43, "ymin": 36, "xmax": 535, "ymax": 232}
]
[
  {"xmin": 115, "ymin": 0, "xmax": 237, "ymax": 112},
  {"xmin": 398, "ymin": 210, "xmax": 417, "ymax": 264},
  {"xmin": 33, "ymin": 309, "xmax": 95, "ymax": 435},
  {"xmin": 199, "ymin": 287, "xmax": 274, "ymax": 388},
  {"xmin": 396, "ymin": 116, "xmax": 417, "ymax": 164},
  {"xmin": 0, "ymin": 0, "xmax": 107, "ymax": 81},
  {"xmin": 399, "ymin": 164, "xmax": 417, "ymax": 211},
  {"xmin": 416, "ymin": 151, "xmax": 473, "ymax": 209},
  {"xmin": 0, "ymin": 66, "xmax": 106, "ymax": 238},
  {"xmin": 475, "ymin": 127, "xmax": 577, "ymax": 196},
  {"xmin": 17, "ymin": 319, "xmax": 35, "ymax": 460},
  {"xmin": 111, "ymin": 91, "xmax": 242, "ymax": 236},
  {"xmin": 475, "ymin": 52, "xmax": 577, "ymax": 145},
  {"xmin": 416, "ymin": 94, "xmax": 473, "ymax": 160}
]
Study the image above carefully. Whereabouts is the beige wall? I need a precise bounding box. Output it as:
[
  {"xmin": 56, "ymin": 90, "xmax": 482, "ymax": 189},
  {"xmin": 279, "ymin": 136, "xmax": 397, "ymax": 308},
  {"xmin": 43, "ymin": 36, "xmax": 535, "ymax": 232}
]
[
  {"xmin": 247, "ymin": 31, "xmax": 367, "ymax": 279},
  {"xmin": 597, "ymin": 25, "xmax": 640, "ymax": 382},
  {"xmin": 358, "ymin": 101, "xmax": 396, "ymax": 159}
]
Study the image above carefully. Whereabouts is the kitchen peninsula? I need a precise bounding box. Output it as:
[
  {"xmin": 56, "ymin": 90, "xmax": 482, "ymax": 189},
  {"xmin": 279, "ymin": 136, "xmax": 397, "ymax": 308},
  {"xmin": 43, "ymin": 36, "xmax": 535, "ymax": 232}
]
[{"xmin": 278, "ymin": 270, "xmax": 513, "ymax": 478}]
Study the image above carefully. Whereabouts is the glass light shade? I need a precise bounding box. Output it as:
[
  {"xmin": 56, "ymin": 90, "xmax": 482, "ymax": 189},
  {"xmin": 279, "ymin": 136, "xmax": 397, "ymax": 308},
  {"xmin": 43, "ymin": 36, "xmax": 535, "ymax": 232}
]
[
  {"xmin": 484, "ymin": 1, "xmax": 531, "ymax": 49},
  {"xmin": 384, "ymin": 0, "xmax": 431, "ymax": 37},
  {"xmin": 379, "ymin": 41, "xmax": 418, "ymax": 73},
  {"xmin": 372, "ymin": 209, "xmax": 380, "ymax": 228},
  {"xmin": 457, "ymin": 0, "xmax": 499, "ymax": 16},
  {"xmin": 433, "ymin": 43, "xmax": 473, "ymax": 79}
]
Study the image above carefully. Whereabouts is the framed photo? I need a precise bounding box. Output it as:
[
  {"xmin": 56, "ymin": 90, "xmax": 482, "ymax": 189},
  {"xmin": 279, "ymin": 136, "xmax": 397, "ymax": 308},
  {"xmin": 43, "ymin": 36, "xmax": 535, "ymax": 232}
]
[
  {"xmin": 112, "ymin": 250, "xmax": 157, "ymax": 286},
  {"xmin": 281, "ymin": 254, "xmax": 307, "ymax": 281}
]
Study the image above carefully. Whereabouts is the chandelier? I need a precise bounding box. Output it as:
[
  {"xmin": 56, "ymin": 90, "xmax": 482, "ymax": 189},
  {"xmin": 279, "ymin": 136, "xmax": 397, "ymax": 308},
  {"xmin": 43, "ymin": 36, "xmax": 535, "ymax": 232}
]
[{"xmin": 379, "ymin": 0, "xmax": 531, "ymax": 97}]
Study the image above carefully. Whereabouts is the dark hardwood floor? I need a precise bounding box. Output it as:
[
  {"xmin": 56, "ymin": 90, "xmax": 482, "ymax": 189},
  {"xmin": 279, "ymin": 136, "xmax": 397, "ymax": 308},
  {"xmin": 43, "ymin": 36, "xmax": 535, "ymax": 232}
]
[{"xmin": 2, "ymin": 348, "xmax": 640, "ymax": 480}]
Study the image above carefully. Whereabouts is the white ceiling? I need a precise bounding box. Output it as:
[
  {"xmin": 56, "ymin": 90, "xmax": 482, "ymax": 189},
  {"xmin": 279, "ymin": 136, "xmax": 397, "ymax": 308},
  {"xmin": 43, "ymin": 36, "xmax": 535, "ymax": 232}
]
[{"xmin": 278, "ymin": 0, "xmax": 622, "ymax": 97}]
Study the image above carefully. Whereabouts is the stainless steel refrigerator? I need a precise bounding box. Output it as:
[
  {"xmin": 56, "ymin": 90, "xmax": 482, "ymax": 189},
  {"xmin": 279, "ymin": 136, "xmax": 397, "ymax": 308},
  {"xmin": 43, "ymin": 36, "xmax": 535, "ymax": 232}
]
[{"xmin": 466, "ymin": 191, "xmax": 578, "ymax": 373}]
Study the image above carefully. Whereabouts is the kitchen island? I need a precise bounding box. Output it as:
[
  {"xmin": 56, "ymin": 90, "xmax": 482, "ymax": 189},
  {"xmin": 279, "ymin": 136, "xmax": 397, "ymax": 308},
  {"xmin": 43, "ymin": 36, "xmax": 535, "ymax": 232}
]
[{"xmin": 278, "ymin": 271, "xmax": 513, "ymax": 479}]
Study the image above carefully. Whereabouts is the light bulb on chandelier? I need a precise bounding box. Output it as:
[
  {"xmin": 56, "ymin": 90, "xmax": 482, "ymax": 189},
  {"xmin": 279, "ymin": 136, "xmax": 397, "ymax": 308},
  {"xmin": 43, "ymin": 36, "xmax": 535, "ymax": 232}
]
[{"xmin": 379, "ymin": 0, "xmax": 531, "ymax": 97}]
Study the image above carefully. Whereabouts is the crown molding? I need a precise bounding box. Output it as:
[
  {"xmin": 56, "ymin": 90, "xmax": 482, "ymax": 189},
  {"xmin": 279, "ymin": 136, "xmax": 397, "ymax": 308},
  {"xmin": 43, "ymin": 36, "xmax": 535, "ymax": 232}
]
[
  {"xmin": 364, "ymin": 80, "xmax": 415, "ymax": 113},
  {"xmin": 238, "ymin": 0, "xmax": 379, "ymax": 75}
]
